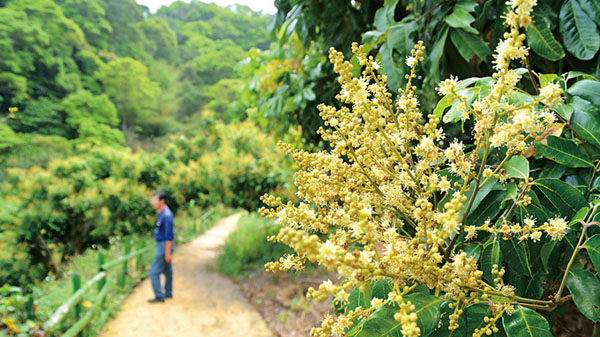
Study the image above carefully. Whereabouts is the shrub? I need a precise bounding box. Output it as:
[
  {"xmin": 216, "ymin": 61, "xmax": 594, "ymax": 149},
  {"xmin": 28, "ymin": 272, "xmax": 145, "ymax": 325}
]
[{"xmin": 218, "ymin": 212, "xmax": 293, "ymax": 277}]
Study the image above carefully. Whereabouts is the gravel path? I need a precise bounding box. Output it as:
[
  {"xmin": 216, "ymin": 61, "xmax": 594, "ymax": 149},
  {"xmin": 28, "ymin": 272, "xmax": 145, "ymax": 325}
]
[{"xmin": 100, "ymin": 213, "xmax": 274, "ymax": 337}]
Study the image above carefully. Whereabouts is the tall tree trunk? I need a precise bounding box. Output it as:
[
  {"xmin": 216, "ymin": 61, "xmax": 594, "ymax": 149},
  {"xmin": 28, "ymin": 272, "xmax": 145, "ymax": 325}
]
[{"xmin": 29, "ymin": 233, "xmax": 60, "ymax": 275}]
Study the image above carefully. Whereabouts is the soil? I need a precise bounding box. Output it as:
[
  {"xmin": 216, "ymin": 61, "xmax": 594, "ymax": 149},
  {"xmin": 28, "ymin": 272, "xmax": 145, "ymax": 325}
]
[{"xmin": 235, "ymin": 269, "xmax": 341, "ymax": 337}]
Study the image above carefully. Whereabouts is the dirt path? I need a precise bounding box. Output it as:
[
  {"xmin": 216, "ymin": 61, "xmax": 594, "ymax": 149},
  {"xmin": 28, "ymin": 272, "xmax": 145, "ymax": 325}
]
[{"xmin": 100, "ymin": 213, "xmax": 274, "ymax": 337}]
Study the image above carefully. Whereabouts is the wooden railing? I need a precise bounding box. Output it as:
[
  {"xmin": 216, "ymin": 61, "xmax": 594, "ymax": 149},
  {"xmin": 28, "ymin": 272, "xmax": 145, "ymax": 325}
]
[{"xmin": 41, "ymin": 208, "xmax": 216, "ymax": 337}]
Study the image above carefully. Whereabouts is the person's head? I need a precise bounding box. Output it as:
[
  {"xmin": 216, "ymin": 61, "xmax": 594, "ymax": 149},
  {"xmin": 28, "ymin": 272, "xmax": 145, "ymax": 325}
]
[{"xmin": 151, "ymin": 190, "xmax": 167, "ymax": 211}]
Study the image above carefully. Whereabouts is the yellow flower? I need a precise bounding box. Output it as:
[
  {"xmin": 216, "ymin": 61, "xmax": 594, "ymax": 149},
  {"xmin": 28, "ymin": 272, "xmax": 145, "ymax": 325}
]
[
  {"xmin": 539, "ymin": 83, "xmax": 563, "ymax": 106},
  {"xmin": 2, "ymin": 317, "xmax": 20, "ymax": 333}
]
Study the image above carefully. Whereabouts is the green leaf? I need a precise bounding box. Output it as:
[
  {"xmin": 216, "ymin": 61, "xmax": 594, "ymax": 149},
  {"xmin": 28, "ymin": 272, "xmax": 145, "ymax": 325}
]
[
  {"xmin": 463, "ymin": 243, "xmax": 482, "ymax": 261},
  {"xmin": 532, "ymin": 178, "xmax": 588, "ymax": 218},
  {"xmin": 566, "ymin": 269, "xmax": 600, "ymax": 322},
  {"xmin": 433, "ymin": 95, "xmax": 454, "ymax": 118},
  {"xmin": 559, "ymin": 0, "xmax": 600, "ymax": 60},
  {"xmin": 443, "ymin": 86, "xmax": 488, "ymax": 123},
  {"xmin": 429, "ymin": 301, "xmax": 467, "ymax": 337},
  {"xmin": 502, "ymin": 306, "xmax": 553, "ymax": 337},
  {"xmin": 373, "ymin": 4, "xmax": 397, "ymax": 32},
  {"xmin": 540, "ymin": 74, "xmax": 559, "ymax": 87},
  {"xmin": 568, "ymin": 79, "xmax": 600, "ymax": 106},
  {"xmin": 504, "ymin": 155, "xmax": 529, "ymax": 180},
  {"xmin": 464, "ymin": 178, "xmax": 499, "ymax": 217},
  {"xmin": 450, "ymin": 28, "xmax": 491, "ymax": 61},
  {"xmin": 466, "ymin": 190, "xmax": 504, "ymax": 226},
  {"xmin": 379, "ymin": 43, "xmax": 403, "ymax": 93},
  {"xmin": 363, "ymin": 31, "xmax": 385, "ymax": 44},
  {"xmin": 570, "ymin": 96, "xmax": 600, "ymax": 148},
  {"xmin": 554, "ymin": 102, "xmax": 574, "ymax": 120},
  {"xmin": 535, "ymin": 136, "xmax": 593, "ymax": 168},
  {"xmin": 426, "ymin": 27, "xmax": 449, "ymax": 85},
  {"xmin": 353, "ymin": 294, "xmax": 442, "ymax": 337},
  {"xmin": 407, "ymin": 293, "xmax": 443, "ymax": 337},
  {"xmin": 348, "ymin": 285, "xmax": 371, "ymax": 312},
  {"xmin": 388, "ymin": 21, "xmax": 417, "ymax": 55},
  {"xmin": 540, "ymin": 240, "xmax": 558, "ymax": 273},
  {"xmin": 445, "ymin": 8, "xmax": 478, "ymax": 34},
  {"xmin": 464, "ymin": 304, "xmax": 501, "ymax": 336},
  {"xmin": 481, "ymin": 236, "xmax": 503, "ymax": 283},
  {"xmin": 569, "ymin": 206, "xmax": 590, "ymax": 227},
  {"xmin": 456, "ymin": 0, "xmax": 479, "ymax": 12},
  {"xmin": 527, "ymin": 16, "xmax": 565, "ymax": 61},
  {"xmin": 371, "ymin": 279, "xmax": 393, "ymax": 300},
  {"xmin": 578, "ymin": 0, "xmax": 600, "ymax": 26},
  {"xmin": 500, "ymin": 237, "xmax": 532, "ymax": 277},
  {"xmin": 583, "ymin": 234, "xmax": 600, "ymax": 273}
]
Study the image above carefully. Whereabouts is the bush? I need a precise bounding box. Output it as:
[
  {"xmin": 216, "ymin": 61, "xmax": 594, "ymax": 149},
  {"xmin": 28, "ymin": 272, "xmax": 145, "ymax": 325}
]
[{"xmin": 218, "ymin": 212, "xmax": 293, "ymax": 277}]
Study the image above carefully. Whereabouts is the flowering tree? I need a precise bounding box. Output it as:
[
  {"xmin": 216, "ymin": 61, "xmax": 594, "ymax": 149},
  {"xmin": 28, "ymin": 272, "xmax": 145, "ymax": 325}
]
[{"xmin": 261, "ymin": 1, "xmax": 600, "ymax": 336}]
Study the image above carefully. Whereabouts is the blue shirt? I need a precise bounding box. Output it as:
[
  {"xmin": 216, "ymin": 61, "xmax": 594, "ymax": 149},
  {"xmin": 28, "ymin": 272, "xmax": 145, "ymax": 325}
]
[{"xmin": 154, "ymin": 206, "xmax": 174, "ymax": 241}]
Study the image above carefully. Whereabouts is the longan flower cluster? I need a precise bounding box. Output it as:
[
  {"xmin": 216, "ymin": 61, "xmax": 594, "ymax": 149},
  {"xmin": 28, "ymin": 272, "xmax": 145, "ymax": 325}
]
[
  {"xmin": 437, "ymin": 0, "xmax": 562, "ymax": 154},
  {"xmin": 259, "ymin": 2, "xmax": 565, "ymax": 336},
  {"xmin": 464, "ymin": 215, "xmax": 568, "ymax": 243}
]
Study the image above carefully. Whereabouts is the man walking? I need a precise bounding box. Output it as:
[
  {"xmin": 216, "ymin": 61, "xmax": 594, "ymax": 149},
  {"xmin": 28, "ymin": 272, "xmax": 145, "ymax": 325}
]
[{"xmin": 148, "ymin": 190, "xmax": 175, "ymax": 303}]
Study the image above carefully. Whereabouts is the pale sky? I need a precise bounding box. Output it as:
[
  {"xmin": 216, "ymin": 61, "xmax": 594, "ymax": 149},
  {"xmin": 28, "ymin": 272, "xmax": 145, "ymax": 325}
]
[{"xmin": 137, "ymin": 0, "xmax": 277, "ymax": 14}]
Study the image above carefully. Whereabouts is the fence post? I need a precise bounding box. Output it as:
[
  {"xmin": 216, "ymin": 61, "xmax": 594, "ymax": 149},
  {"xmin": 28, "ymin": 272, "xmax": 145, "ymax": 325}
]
[
  {"xmin": 189, "ymin": 199, "xmax": 195, "ymax": 216},
  {"xmin": 26, "ymin": 296, "xmax": 34, "ymax": 320},
  {"xmin": 120, "ymin": 237, "xmax": 130, "ymax": 287},
  {"xmin": 72, "ymin": 273, "xmax": 81, "ymax": 320},
  {"xmin": 136, "ymin": 241, "xmax": 145, "ymax": 273},
  {"xmin": 97, "ymin": 251, "xmax": 106, "ymax": 292}
]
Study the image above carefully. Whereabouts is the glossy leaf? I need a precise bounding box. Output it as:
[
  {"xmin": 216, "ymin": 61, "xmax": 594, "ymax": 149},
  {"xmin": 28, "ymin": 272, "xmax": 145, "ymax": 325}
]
[
  {"xmin": 371, "ymin": 278, "xmax": 393, "ymax": 300},
  {"xmin": 353, "ymin": 293, "xmax": 442, "ymax": 337},
  {"xmin": 500, "ymin": 238, "xmax": 532, "ymax": 277},
  {"xmin": 504, "ymin": 155, "xmax": 529, "ymax": 180},
  {"xmin": 502, "ymin": 306, "xmax": 553, "ymax": 337},
  {"xmin": 578, "ymin": 0, "xmax": 600, "ymax": 26},
  {"xmin": 388, "ymin": 21, "xmax": 417, "ymax": 55},
  {"xmin": 527, "ymin": 16, "xmax": 565, "ymax": 61},
  {"xmin": 467, "ymin": 190, "xmax": 504, "ymax": 226},
  {"xmin": 348, "ymin": 284, "xmax": 371, "ymax": 312},
  {"xmin": 570, "ymin": 96, "xmax": 600, "ymax": 148},
  {"xmin": 540, "ymin": 240, "xmax": 557, "ymax": 273},
  {"xmin": 532, "ymin": 178, "xmax": 588, "ymax": 219},
  {"xmin": 481, "ymin": 236, "xmax": 503, "ymax": 283},
  {"xmin": 429, "ymin": 301, "xmax": 466, "ymax": 337},
  {"xmin": 568, "ymin": 79, "xmax": 600, "ymax": 106},
  {"xmin": 445, "ymin": 8, "xmax": 478, "ymax": 34},
  {"xmin": 566, "ymin": 269, "xmax": 600, "ymax": 322},
  {"xmin": 450, "ymin": 28, "xmax": 491, "ymax": 61},
  {"xmin": 584, "ymin": 234, "xmax": 600, "ymax": 273},
  {"xmin": 535, "ymin": 135, "xmax": 593, "ymax": 168},
  {"xmin": 559, "ymin": 0, "xmax": 600, "ymax": 60},
  {"xmin": 433, "ymin": 95, "xmax": 454, "ymax": 118},
  {"xmin": 464, "ymin": 304, "xmax": 502, "ymax": 336}
]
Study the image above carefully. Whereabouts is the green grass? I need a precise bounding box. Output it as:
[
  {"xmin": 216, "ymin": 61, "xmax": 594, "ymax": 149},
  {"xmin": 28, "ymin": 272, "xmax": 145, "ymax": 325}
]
[{"xmin": 218, "ymin": 212, "xmax": 293, "ymax": 277}]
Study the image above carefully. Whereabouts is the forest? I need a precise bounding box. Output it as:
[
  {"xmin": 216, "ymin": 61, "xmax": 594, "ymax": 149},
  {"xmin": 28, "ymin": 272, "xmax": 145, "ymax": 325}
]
[{"xmin": 2, "ymin": 0, "xmax": 600, "ymax": 336}]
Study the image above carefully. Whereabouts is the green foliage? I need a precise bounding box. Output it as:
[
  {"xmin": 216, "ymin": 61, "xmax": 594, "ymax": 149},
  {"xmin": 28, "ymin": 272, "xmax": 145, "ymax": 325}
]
[
  {"xmin": 95, "ymin": 57, "xmax": 160, "ymax": 132},
  {"xmin": 59, "ymin": 0, "xmax": 113, "ymax": 50},
  {"xmin": 0, "ymin": 0, "xmax": 271, "ymax": 143},
  {"xmin": 245, "ymin": 0, "xmax": 600, "ymax": 146},
  {"xmin": 137, "ymin": 17, "xmax": 178, "ymax": 62},
  {"xmin": 218, "ymin": 212, "xmax": 293, "ymax": 277}
]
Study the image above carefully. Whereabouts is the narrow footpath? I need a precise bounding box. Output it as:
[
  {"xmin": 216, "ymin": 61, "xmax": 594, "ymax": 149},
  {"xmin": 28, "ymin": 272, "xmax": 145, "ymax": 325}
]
[{"xmin": 100, "ymin": 213, "xmax": 274, "ymax": 337}]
